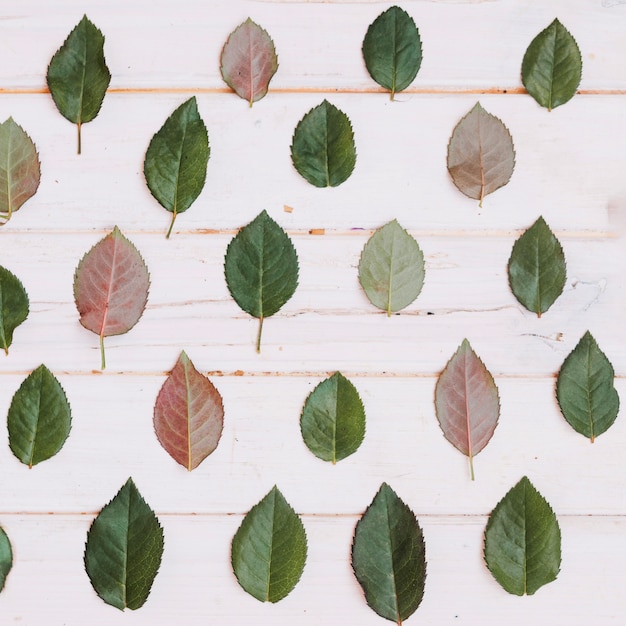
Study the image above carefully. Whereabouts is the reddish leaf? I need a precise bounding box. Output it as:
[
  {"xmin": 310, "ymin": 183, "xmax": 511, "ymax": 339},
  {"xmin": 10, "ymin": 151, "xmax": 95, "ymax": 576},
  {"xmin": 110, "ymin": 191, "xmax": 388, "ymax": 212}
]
[
  {"xmin": 434, "ymin": 339, "xmax": 500, "ymax": 480},
  {"xmin": 73, "ymin": 226, "xmax": 150, "ymax": 369},
  {"xmin": 153, "ymin": 351, "xmax": 224, "ymax": 471}
]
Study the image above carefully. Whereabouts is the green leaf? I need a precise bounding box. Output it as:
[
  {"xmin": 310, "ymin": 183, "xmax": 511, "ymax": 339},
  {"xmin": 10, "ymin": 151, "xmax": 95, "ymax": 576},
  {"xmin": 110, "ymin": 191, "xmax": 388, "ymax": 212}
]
[
  {"xmin": 224, "ymin": 210, "xmax": 298, "ymax": 352},
  {"xmin": 300, "ymin": 372, "xmax": 366, "ymax": 463},
  {"xmin": 484, "ymin": 476, "xmax": 561, "ymax": 596},
  {"xmin": 144, "ymin": 97, "xmax": 210, "ymax": 238},
  {"xmin": 46, "ymin": 15, "xmax": 111, "ymax": 154},
  {"xmin": 508, "ymin": 216, "xmax": 566, "ymax": 317},
  {"xmin": 7, "ymin": 365, "xmax": 71, "ymax": 467},
  {"xmin": 358, "ymin": 219, "xmax": 425, "ymax": 315},
  {"xmin": 362, "ymin": 6, "xmax": 422, "ymax": 99},
  {"xmin": 352, "ymin": 483, "xmax": 426, "ymax": 623},
  {"xmin": 0, "ymin": 526, "xmax": 12, "ymax": 593},
  {"xmin": 556, "ymin": 331, "xmax": 620, "ymax": 442},
  {"xmin": 84, "ymin": 478, "xmax": 164, "ymax": 611},
  {"xmin": 232, "ymin": 486, "xmax": 307, "ymax": 603},
  {"xmin": 290, "ymin": 100, "xmax": 356, "ymax": 187},
  {"xmin": 521, "ymin": 18, "xmax": 582, "ymax": 111},
  {"xmin": 0, "ymin": 265, "xmax": 29, "ymax": 355}
]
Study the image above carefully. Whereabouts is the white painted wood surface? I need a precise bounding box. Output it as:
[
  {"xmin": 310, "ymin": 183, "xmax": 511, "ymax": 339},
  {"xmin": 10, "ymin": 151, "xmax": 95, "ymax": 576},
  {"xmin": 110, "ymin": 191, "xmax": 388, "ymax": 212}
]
[{"xmin": 0, "ymin": 0, "xmax": 624, "ymax": 623}]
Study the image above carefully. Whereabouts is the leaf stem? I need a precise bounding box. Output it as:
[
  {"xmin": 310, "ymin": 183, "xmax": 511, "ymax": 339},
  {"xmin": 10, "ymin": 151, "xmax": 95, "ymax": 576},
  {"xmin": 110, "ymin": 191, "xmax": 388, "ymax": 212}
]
[
  {"xmin": 100, "ymin": 333, "xmax": 106, "ymax": 370},
  {"xmin": 256, "ymin": 317, "xmax": 264, "ymax": 353},
  {"xmin": 77, "ymin": 122, "xmax": 82, "ymax": 155},
  {"xmin": 166, "ymin": 211, "xmax": 177, "ymax": 239},
  {"xmin": 469, "ymin": 455, "xmax": 475, "ymax": 481}
]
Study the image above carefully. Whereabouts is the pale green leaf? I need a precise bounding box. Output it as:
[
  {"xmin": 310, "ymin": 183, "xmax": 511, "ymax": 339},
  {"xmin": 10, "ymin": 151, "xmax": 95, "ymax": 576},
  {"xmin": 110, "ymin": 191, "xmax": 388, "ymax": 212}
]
[
  {"xmin": 0, "ymin": 526, "xmax": 12, "ymax": 593},
  {"xmin": 0, "ymin": 265, "xmax": 29, "ymax": 355}
]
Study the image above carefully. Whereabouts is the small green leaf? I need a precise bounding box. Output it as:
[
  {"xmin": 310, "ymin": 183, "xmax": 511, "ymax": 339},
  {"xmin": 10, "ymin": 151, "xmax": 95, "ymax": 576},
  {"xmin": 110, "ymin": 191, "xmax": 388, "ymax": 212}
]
[
  {"xmin": 556, "ymin": 331, "xmax": 620, "ymax": 442},
  {"xmin": 144, "ymin": 97, "xmax": 210, "ymax": 238},
  {"xmin": 290, "ymin": 100, "xmax": 356, "ymax": 187},
  {"xmin": 46, "ymin": 15, "xmax": 111, "ymax": 153},
  {"xmin": 358, "ymin": 219, "xmax": 425, "ymax": 315},
  {"xmin": 232, "ymin": 486, "xmax": 307, "ymax": 603},
  {"xmin": 352, "ymin": 483, "xmax": 426, "ymax": 623},
  {"xmin": 508, "ymin": 216, "xmax": 566, "ymax": 316},
  {"xmin": 0, "ymin": 526, "xmax": 12, "ymax": 593},
  {"xmin": 7, "ymin": 365, "xmax": 71, "ymax": 467},
  {"xmin": 362, "ymin": 6, "xmax": 422, "ymax": 99},
  {"xmin": 522, "ymin": 18, "xmax": 582, "ymax": 110},
  {"xmin": 300, "ymin": 372, "xmax": 366, "ymax": 463},
  {"xmin": 224, "ymin": 210, "xmax": 298, "ymax": 352},
  {"xmin": 484, "ymin": 476, "xmax": 561, "ymax": 596},
  {"xmin": 85, "ymin": 478, "xmax": 164, "ymax": 611},
  {"xmin": 0, "ymin": 265, "xmax": 29, "ymax": 355}
]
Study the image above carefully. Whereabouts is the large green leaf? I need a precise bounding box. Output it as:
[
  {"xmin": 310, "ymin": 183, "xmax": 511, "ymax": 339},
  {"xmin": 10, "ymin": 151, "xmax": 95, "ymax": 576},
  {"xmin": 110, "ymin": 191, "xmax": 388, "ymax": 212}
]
[
  {"xmin": 231, "ymin": 486, "xmax": 307, "ymax": 603},
  {"xmin": 224, "ymin": 210, "xmax": 298, "ymax": 352},
  {"xmin": 46, "ymin": 15, "xmax": 111, "ymax": 153},
  {"xmin": 556, "ymin": 331, "xmax": 620, "ymax": 441},
  {"xmin": 0, "ymin": 526, "xmax": 12, "ymax": 593},
  {"xmin": 300, "ymin": 372, "xmax": 366, "ymax": 463},
  {"xmin": 7, "ymin": 365, "xmax": 72, "ymax": 467},
  {"xmin": 84, "ymin": 478, "xmax": 164, "ymax": 611},
  {"xmin": 484, "ymin": 476, "xmax": 561, "ymax": 596},
  {"xmin": 362, "ymin": 6, "xmax": 422, "ymax": 99},
  {"xmin": 290, "ymin": 100, "xmax": 356, "ymax": 187},
  {"xmin": 144, "ymin": 97, "xmax": 210, "ymax": 238},
  {"xmin": 508, "ymin": 216, "xmax": 566, "ymax": 316},
  {"xmin": 522, "ymin": 19, "xmax": 582, "ymax": 111},
  {"xmin": 0, "ymin": 265, "xmax": 29, "ymax": 355},
  {"xmin": 352, "ymin": 483, "xmax": 426, "ymax": 623},
  {"xmin": 358, "ymin": 219, "xmax": 425, "ymax": 315}
]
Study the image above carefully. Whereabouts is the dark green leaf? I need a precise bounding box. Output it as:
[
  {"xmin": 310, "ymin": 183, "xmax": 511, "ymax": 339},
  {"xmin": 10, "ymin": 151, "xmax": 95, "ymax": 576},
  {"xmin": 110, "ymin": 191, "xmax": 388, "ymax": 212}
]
[
  {"xmin": 144, "ymin": 97, "xmax": 210, "ymax": 238},
  {"xmin": 0, "ymin": 265, "xmax": 29, "ymax": 355},
  {"xmin": 232, "ymin": 486, "xmax": 307, "ymax": 603},
  {"xmin": 556, "ymin": 331, "xmax": 620, "ymax": 441},
  {"xmin": 0, "ymin": 526, "xmax": 12, "ymax": 593},
  {"xmin": 352, "ymin": 483, "xmax": 426, "ymax": 623},
  {"xmin": 484, "ymin": 476, "xmax": 561, "ymax": 596},
  {"xmin": 508, "ymin": 216, "xmax": 566, "ymax": 316},
  {"xmin": 522, "ymin": 18, "xmax": 582, "ymax": 110},
  {"xmin": 46, "ymin": 15, "xmax": 111, "ymax": 153},
  {"xmin": 85, "ymin": 478, "xmax": 164, "ymax": 611},
  {"xmin": 290, "ymin": 100, "xmax": 356, "ymax": 187},
  {"xmin": 224, "ymin": 210, "xmax": 298, "ymax": 352},
  {"xmin": 362, "ymin": 6, "xmax": 422, "ymax": 99}
]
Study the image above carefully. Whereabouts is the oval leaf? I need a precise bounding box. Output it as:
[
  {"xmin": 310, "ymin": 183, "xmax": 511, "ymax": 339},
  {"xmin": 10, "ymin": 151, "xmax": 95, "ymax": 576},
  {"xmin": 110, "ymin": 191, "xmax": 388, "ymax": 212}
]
[
  {"xmin": 484, "ymin": 476, "xmax": 561, "ymax": 596},
  {"xmin": 522, "ymin": 18, "xmax": 582, "ymax": 111},
  {"xmin": 358, "ymin": 219, "xmax": 425, "ymax": 315},
  {"xmin": 144, "ymin": 97, "xmax": 210, "ymax": 238},
  {"xmin": 84, "ymin": 478, "xmax": 164, "ymax": 611},
  {"xmin": 7, "ymin": 364, "xmax": 72, "ymax": 468},
  {"xmin": 362, "ymin": 6, "xmax": 422, "ymax": 99},
  {"xmin": 0, "ymin": 265, "xmax": 29, "ymax": 355},
  {"xmin": 224, "ymin": 210, "xmax": 298, "ymax": 352},
  {"xmin": 0, "ymin": 118, "xmax": 41, "ymax": 224},
  {"xmin": 73, "ymin": 226, "xmax": 150, "ymax": 369},
  {"xmin": 556, "ymin": 331, "xmax": 620, "ymax": 442},
  {"xmin": 447, "ymin": 102, "xmax": 515, "ymax": 206},
  {"xmin": 435, "ymin": 339, "xmax": 500, "ymax": 480},
  {"xmin": 290, "ymin": 100, "xmax": 356, "ymax": 187},
  {"xmin": 0, "ymin": 526, "xmax": 12, "ymax": 593},
  {"xmin": 231, "ymin": 485, "xmax": 307, "ymax": 603},
  {"xmin": 46, "ymin": 15, "xmax": 111, "ymax": 154},
  {"xmin": 300, "ymin": 372, "xmax": 366, "ymax": 463},
  {"xmin": 220, "ymin": 18, "xmax": 278, "ymax": 106},
  {"xmin": 508, "ymin": 216, "xmax": 566, "ymax": 317},
  {"xmin": 352, "ymin": 483, "xmax": 426, "ymax": 623}
]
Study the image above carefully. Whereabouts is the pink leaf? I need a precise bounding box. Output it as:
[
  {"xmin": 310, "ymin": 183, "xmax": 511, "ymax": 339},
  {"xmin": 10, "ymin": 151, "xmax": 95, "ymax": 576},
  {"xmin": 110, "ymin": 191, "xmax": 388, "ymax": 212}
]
[
  {"xmin": 434, "ymin": 339, "xmax": 500, "ymax": 480},
  {"xmin": 154, "ymin": 351, "xmax": 224, "ymax": 471}
]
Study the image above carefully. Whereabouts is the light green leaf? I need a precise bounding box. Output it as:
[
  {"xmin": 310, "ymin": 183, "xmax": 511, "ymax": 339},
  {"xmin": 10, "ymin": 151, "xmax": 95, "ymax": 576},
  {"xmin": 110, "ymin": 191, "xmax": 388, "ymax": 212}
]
[
  {"xmin": 522, "ymin": 18, "xmax": 582, "ymax": 111},
  {"xmin": 224, "ymin": 210, "xmax": 298, "ymax": 352},
  {"xmin": 232, "ymin": 486, "xmax": 307, "ymax": 603},
  {"xmin": 46, "ymin": 15, "xmax": 111, "ymax": 153},
  {"xmin": 0, "ymin": 265, "xmax": 29, "ymax": 355},
  {"xmin": 144, "ymin": 97, "xmax": 210, "ymax": 238},
  {"xmin": 290, "ymin": 100, "xmax": 356, "ymax": 187},
  {"xmin": 300, "ymin": 372, "xmax": 366, "ymax": 463},
  {"xmin": 508, "ymin": 216, "xmax": 566, "ymax": 316},
  {"xmin": 0, "ymin": 526, "xmax": 12, "ymax": 593},
  {"xmin": 7, "ymin": 365, "xmax": 71, "ymax": 467},
  {"xmin": 484, "ymin": 476, "xmax": 561, "ymax": 596},
  {"xmin": 362, "ymin": 6, "xmax": 422, "ymax": 99},
  {"xmin": 358, "ymin": 219, "xmax": 425, "ymax": 315},
  {"xmin": 84, "ymin": 478, "xmax": 164, "ymax": 611},
  {"xmin": 352, "ymin": 483, "xmax": 426, "ymax": 623},
  {"xmin": 556, "ymin": 331, "xmax": 620, "ymax": 442}
]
